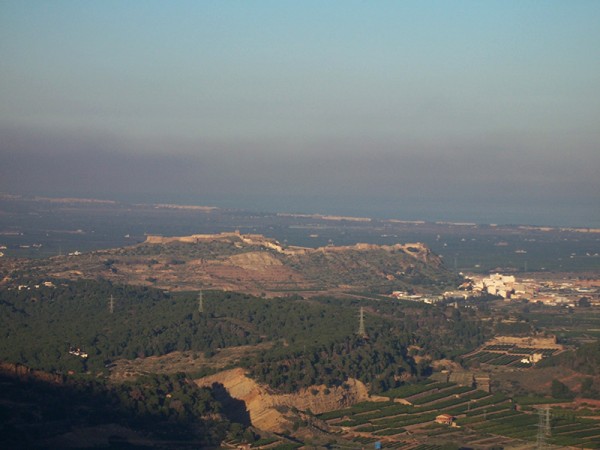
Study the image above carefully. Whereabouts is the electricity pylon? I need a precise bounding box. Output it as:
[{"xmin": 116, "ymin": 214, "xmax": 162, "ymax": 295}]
[
  {"xmin": 537, "ymin": 406, "xmax": 551, "ymax": 449},
  {"xmin": 357, "ymin": 307, "xmax": 368, "ymax": 339},
  {"xmin": 198, "ymin": 291, "xmax": 204, "ymax": 314}
]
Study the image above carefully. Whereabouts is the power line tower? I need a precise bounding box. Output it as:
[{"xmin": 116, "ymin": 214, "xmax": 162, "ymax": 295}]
[
  {"xmin": 109, "ymin": 295, "xmax": 115, "ymax": 314},
  {"xmin": 536, "ymin": 406, "xmax": 551, "ymax": 449},
  {"xmin": 357, "ymin": 307, "xmax": 368, "ymax": 339},
  {"xmin": 198, "ymin": 291, "xmax": 204, "ymax": 314}
]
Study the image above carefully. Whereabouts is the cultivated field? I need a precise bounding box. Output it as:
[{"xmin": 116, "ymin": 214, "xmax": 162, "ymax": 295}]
[{"xmin": 318, "ymin": 380, "xmax": 600, "ymax": 448}]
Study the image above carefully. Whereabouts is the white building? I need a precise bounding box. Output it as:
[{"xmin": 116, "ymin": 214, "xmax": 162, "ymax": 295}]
[{"xmin": 473, "ymin": 273, "xmax": 515, "ymax": 299}]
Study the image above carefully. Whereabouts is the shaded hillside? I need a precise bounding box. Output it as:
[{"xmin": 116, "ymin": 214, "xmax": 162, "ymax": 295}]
[
  {"xmin": 20, "ymin": 232, "xmax": 458, "ymax": 295},
  {"xmin": 0, "ymin": 366, "xmax": 232, "ymax": 449}
]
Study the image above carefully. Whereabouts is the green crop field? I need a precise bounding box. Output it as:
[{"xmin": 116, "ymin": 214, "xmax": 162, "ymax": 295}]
[{"xmin": 320, "ymin": 382, "xmax": 600, "ymax": 448}]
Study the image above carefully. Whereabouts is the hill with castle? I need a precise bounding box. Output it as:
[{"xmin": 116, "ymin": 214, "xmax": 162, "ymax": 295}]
[{"xmin": 19, "ymin": 231, "xmax": 458, "ymax": 296}]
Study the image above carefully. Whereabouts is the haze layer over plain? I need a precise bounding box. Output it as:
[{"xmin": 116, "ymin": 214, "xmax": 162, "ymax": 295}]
[{"xmin": 1, "ymin": 1, "xmax": 599, "ymax": 227}]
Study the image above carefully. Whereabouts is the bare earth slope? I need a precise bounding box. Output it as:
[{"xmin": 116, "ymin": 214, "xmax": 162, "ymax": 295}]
[
  {"xmin": 195, "ymin": 367, "xmax": 369, "ymax": 432},
  {"xmin": 24, "ymin": 231, "xmax": 455, "ymax": 295}
]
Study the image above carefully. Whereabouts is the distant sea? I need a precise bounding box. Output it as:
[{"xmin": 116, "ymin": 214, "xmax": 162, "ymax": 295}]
[{"xmin": 112, "ymin": 193, "xmax": 600, "ymax": 229}]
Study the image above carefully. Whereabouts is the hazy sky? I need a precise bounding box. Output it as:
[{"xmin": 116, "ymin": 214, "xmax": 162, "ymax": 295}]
[{"xmin": 1, "ymin": 1, "xmax": 599, "ymax": 226}]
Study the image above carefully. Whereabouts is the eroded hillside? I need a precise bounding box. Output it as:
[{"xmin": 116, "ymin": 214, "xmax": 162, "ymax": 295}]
[{"xmin": 196, "ymin": 368, "xmax": 370, "ymax": 432}]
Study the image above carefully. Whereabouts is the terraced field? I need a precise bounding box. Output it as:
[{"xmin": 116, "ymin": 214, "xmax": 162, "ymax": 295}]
[
  {"xmin": 319, "ymin": 380, "xmax": 600, "ymax": 448},
  {"xmin": 461, "ymin": 343, "xmax": 560, "ymax": 368}
]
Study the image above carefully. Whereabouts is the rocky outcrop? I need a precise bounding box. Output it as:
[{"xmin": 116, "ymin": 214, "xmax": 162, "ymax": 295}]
[
  {"xmin": 0, "ymin": 361, "xmax": 64, "ymax": 384},
  {"xmin": 195, "ymin": 368, "xmax": 369, "ymax": 432},
  {"xmin": 226, "ymin": 251, "xmax": 284, "ymax": 270},
  {"xmin": 489, "ymin": 335, "xmax": 562, "ymax": 349}
]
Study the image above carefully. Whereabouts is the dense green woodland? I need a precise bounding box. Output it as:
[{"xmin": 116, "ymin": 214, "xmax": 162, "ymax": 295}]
[
  {"xmin": 1, "ymin": 278, "xmax": 490, "ymax": 392},
  {"xmin": 248, "ymin": 296, "xmax": 489, "ymax": 393}
]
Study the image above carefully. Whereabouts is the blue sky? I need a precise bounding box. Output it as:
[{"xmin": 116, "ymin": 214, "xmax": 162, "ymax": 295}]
[{"xmin": 1, "ymin": 1, "xmax": 599, "ymax": 226}]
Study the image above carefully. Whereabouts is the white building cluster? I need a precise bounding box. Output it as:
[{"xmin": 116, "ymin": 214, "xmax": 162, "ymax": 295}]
[
  {"xmin": 473, "ymin": 273, "xmax": 516, "ymax": 299},
  {"xmin": 391, "ymin": 291, "xmax": 444, "ymax": 304},
  {"xmin": 465, "ymin": 273, "xmax": 598, "ymax": 306}
]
